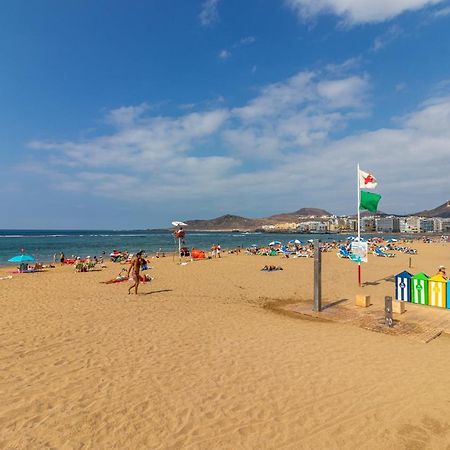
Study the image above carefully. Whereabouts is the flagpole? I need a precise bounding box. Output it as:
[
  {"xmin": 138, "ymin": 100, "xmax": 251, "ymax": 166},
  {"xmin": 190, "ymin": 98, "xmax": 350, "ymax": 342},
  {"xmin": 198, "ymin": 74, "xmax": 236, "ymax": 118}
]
[{"xmin": 357, "ymin": 163, "xmax": 361, "ymax": 286}]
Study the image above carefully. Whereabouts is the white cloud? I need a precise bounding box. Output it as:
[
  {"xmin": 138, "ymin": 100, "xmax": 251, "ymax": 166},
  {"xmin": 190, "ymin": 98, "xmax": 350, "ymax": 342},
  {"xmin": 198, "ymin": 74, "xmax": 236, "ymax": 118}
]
[
  {"xmin": 199, "ymin": 0, "xmax": 221, "ymax": 26},
  {"xmin": 317, "ymin": 76, "xmax": 369, "ymax": 108},
  {"xmin": 325, "ymin": 57, "xmax": 361, "ymax": 75},
  {"xmin": 26, "ymin": 69, "xmax": 450, "ymax": 216},
  {"xmin": 285, "ymin": 0, "xmax": 444, "ymax": 24},
  {"xmin": 237, "ymin": 36, "xmax": 256, "ymax": 46},
  {"xmin": 218, "ymin": 49, "xmax": 231, "ymax": 59},
  {"xmin": 233, "ymin": 71, "xmax": 369, "ymax": 122},
  {"xmin": 106, "ymin": 103, "xmax": 149, "ymax": 127}
]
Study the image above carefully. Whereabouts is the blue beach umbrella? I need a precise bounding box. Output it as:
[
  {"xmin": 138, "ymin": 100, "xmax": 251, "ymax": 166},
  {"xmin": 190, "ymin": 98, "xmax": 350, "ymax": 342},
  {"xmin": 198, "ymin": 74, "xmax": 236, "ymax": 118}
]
[
  {"xmin": 289, "ymin": 239, "xmax": 301, "ymax": 244},
  {"xmin": 8, "ymin": 254, "xmax": 35, "ymax": 263}
]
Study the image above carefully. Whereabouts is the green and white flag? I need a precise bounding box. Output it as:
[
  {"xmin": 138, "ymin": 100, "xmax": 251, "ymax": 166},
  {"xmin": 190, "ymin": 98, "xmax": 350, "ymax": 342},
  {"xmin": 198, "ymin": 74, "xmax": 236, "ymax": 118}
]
[{"xmin": 359, "ymin": 190, "xmax": 381, "ymax": 212}]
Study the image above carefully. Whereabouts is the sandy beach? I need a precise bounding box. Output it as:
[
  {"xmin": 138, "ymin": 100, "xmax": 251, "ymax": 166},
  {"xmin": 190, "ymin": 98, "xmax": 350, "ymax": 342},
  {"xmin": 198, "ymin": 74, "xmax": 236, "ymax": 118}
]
[{"xmin": 1, "ymin": 242, "xmax": 450, "ymax": 449}]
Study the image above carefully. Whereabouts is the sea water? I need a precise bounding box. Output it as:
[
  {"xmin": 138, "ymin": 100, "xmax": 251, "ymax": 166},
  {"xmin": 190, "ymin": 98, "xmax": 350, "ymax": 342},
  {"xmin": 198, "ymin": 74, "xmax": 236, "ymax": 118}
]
[{"xmin": 0, "ymin": 229, "xmax": 393, "ymax": 265}]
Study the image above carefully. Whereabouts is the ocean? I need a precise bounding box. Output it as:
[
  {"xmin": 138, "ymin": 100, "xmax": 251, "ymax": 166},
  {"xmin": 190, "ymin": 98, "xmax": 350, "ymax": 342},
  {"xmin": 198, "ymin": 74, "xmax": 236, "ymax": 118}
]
[{"xmin": 0, "ymin": 229, "xmax": 392, "ymax": 265}]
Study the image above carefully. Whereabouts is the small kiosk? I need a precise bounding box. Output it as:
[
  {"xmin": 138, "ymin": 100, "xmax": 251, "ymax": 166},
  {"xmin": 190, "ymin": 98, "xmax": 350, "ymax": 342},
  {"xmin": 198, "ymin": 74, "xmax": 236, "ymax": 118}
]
[
  {"xmin": 395, "ymin": 271, "xmax": 412, "ymax": 302},
  {"xmin": 411, "ymin": 272, "xmax": 429, "ymax": 305},
  {"xmin": 428, "ymin": 274, "xmax": 447, "ymax": 308}
]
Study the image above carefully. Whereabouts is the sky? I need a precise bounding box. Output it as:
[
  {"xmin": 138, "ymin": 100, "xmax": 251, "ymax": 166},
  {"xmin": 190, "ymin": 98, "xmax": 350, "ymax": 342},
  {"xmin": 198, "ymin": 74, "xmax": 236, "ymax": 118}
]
[{"xmin": 1, "ymin": 0, "xmax": 450, "ymax": 229}]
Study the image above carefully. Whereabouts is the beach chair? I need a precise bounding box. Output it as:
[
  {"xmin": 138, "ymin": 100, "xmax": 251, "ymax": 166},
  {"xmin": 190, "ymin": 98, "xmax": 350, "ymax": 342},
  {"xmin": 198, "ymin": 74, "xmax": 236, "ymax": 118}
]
[
  {"xmin": 373, "ymin": 247, "xmax": 395, "ymax": 258},
  {"xmin": 337, "ymin": 247, "xmax": 351, "ymax": 258},
  {"xmin": 74, "ymin": 261, "xmax": 85, "ymax": 272}
]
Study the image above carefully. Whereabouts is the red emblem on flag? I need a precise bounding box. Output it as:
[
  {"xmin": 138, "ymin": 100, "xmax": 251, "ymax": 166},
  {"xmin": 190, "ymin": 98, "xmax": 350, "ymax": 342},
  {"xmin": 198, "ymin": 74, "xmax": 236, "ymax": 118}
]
[{"xmin": 364, "ymin": 174, "xmax": 375, "ymax": 185}]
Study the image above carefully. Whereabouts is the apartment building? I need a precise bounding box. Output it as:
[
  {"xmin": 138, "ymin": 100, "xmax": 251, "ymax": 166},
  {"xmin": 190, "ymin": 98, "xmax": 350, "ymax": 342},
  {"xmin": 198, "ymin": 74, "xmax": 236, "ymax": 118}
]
[{"xmin": 375, "ymin": 217, "xmax": 400, "ymax": 233}]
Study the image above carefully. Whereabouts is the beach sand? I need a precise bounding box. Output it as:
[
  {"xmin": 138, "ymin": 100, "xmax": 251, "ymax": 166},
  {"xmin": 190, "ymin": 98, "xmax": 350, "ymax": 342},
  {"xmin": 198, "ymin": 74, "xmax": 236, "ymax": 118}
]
[{"xmin": 1, "ymin": 242, "xmax": 450, "ymax": 449}]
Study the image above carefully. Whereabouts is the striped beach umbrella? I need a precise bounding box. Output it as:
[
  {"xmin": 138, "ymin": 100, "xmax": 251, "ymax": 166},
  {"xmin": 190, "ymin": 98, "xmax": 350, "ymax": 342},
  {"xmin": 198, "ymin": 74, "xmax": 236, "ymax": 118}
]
[{"xmin": 411, "ymin": 272, "xmax": 429, "ymax": 305}]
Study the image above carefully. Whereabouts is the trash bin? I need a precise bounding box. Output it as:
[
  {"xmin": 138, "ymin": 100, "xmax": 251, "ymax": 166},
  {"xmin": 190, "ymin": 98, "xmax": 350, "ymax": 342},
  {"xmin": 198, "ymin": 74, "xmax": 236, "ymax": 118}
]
[
  {"xmin": 411, "ymin": 272, "xmax": 429, "ymax": 305},
  {"xmin": 395, "ymin": 270, "xmax": 412, "ymax": 302}
]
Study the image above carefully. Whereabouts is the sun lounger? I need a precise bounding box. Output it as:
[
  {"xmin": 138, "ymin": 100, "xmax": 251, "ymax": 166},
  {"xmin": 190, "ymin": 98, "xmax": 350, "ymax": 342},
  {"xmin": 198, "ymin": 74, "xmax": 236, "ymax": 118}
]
[
  {"xmin": 373, "ymin": 247, "xmax": 395, "ymax": 257},
  {"xmin": 337, "ymin": 247, "xmax": 351, "ymax": 258}
]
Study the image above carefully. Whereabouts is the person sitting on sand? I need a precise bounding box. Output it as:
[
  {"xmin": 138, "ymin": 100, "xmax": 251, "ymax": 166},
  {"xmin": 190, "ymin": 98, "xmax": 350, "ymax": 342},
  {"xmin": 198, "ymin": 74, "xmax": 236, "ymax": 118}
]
[
  {"xmin": 127, "ymin": 250, "xmax": 144, "ymax": 295},
  {"xmin": 437, "ymin": 265, "xmax": 447, "ymax": 280}
]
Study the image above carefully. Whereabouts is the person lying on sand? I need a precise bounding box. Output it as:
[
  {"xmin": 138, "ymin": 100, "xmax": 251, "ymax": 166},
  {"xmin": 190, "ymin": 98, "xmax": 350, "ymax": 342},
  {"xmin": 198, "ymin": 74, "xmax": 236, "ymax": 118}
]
[
  {"xmin": 101, "ymin": 269, "xmax": 153, "ymax": 285},
  {"xmin": 261, "ymin": 265, "xmax": 283, "ymax": 272}
]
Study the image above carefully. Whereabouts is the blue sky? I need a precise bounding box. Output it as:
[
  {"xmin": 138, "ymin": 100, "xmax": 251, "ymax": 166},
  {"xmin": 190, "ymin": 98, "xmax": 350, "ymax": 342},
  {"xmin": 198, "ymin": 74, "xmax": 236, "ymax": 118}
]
[{"xmin": 2, "ymin": 0, "xmax": 450, "ymax": 228}]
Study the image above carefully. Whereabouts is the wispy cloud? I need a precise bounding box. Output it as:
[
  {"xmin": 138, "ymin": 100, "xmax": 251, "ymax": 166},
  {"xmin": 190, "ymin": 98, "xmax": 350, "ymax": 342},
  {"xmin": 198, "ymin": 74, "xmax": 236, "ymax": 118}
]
[
  {"xmin": 372, "ymin": 25, "xmax": 403, "ymax": 52},
  {"xmin": 218, "ymin": 36, "xmax": 256, "ymax": 60},
  {"xmin": 237, "ymin": 36, "xmax": 256, "ymax": 46},
  {"xmin": 199, "ymin": 0, "xmax": 221, "ymax": 27},
  {"xmin": 430, "ymin": 5, "xmax": 450, "ymax": 18},
  {"xmin": 285, "ymin": 0, "xmax": 444, "ymax": 25}
]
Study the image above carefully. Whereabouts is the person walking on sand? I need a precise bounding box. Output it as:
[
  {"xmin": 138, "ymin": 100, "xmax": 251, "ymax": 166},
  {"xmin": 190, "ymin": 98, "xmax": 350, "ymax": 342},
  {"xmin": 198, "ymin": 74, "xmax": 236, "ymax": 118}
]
[
  {"xmin": 60, "ymin": 252, "xmax": 65, "ymax": 266},
  {"xmin": 127, "ymin": 250, "xmax": 144, "ymax": 295}
]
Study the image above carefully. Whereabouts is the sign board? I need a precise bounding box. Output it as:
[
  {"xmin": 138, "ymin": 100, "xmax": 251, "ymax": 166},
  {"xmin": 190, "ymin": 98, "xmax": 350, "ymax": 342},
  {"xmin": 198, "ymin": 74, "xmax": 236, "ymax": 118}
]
[{"xmin": 350, "ymin": 241, "xmax": 368, "ymax": 263}]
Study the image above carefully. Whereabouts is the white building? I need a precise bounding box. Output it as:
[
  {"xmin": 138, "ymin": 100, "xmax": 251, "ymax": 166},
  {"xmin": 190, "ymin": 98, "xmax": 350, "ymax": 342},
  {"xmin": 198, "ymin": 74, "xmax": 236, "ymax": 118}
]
[
  {"xmin": 420, "ymin": 218, "xmax": 435, "ymax": 233},
  {"xmin": 399, "ymin": 217, "xmax": 420, "ymax": 233},
  {"xmin": 297, "ymin": 221, "xmax": 329, "ymax": 233},
  {"xmin": 375, "ymin": 217, "xmax": 400, "ymax": 233},
  {"xmin": 361, "ymin": 217, "xmax": 376, "ymax": 232}
]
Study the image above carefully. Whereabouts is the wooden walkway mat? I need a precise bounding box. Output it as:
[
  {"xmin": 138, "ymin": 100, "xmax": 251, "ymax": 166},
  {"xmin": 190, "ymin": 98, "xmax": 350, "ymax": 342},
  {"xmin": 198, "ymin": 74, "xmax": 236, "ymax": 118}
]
[{"xmin": 280, "ymin": 302, "xmax": 443, "ymax": 344}]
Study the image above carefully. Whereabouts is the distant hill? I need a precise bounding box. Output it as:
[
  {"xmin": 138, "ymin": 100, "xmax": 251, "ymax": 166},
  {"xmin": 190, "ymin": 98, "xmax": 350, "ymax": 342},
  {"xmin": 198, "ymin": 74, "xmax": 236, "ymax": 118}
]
[
  {"xmin": 413, "ymin": 201, "xmax": 450, "ymax": 218},
  {"xmin": 269, "ymin": 208, "xmax": 331, "ymax": 222},
  {"xmin": 186, "ymin": 215, "xmax": 267, "ymax": 231},
  {"xmin": 185, "ymin": 208, "xmax": 332, "ymax": 231}
]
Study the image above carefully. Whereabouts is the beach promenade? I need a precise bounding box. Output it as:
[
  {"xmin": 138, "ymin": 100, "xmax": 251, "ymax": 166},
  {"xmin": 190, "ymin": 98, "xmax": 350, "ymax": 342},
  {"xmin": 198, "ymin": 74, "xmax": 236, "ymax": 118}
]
[{"xmin": 1, "ymin": 242, "xmax": 450, "ymax": 448}]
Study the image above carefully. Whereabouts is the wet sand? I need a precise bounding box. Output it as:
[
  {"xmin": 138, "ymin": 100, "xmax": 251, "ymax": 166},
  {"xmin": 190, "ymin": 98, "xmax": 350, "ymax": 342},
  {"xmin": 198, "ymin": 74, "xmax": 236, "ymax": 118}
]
[{"xmin": 1, "ymin": 242, "xmax": 450, "ymax": 449}]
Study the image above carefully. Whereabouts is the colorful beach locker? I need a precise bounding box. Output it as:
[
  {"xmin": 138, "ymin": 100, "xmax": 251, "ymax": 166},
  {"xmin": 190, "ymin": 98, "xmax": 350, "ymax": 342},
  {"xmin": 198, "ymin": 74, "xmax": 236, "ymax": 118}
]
[
  {"xmin": 411, "ymin": 272, "xmax": 429, "ymax": 305},
  {"xmin": 447, "ymin": 281, "xmax": 450, "ymax": 309},
  {"xmin": 395, "ymin": 271, "xmax": 412, "ymax": 302},
  {"xmin": 428, "ymin": 275, "xmax": 447, "ymax": 308}
]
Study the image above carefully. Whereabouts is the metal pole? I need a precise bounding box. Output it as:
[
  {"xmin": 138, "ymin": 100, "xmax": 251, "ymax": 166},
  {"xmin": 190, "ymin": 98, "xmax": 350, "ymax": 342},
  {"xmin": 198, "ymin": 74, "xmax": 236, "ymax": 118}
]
[
  {"xmin": 313, "ymin": 239, "xmax": 322, "ymax": 312},
  {"xmin": 385, "ymin": 296, "xmax": 393, "ymax": 328},
  {"xmin": 357, "ymin": 163, "xmax": 361, "ymax": 286}
]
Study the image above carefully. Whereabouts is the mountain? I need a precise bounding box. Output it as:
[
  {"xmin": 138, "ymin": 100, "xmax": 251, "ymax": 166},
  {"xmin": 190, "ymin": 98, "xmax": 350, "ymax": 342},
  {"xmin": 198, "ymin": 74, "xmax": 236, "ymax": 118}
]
[
  {"xmin": 413, "ymin": 201, "xmax": 450, "ymax": 218},
  {"xmin": 185, "ymin": 208, "xmax": 332, "ymax": 231},
  {"xmin": 269, "ymin": 208, "xmax": 331, "ymax": 222},
  {"xmin": 186, "ymin": 215, "xmax": 267, "ymax": 231}
]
